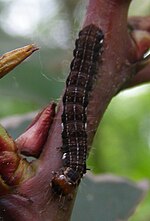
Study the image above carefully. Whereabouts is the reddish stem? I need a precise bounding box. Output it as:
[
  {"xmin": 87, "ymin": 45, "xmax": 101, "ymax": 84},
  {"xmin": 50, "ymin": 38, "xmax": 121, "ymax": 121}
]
[{"xmin": 0, "ymin": 0, "xmax": 150, "ymax": 221}]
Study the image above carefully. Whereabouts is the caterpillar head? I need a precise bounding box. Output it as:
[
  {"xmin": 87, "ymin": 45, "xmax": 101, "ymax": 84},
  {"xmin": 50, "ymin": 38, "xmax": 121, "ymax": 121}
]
[{"xmin": 51, "ymin": 168, "xmax": 81, "ymax": 196}]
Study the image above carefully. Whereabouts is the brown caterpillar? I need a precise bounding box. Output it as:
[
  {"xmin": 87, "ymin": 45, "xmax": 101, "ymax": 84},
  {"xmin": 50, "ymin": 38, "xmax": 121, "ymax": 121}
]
[{"xmin": 52, "ymin": 24, "xmax": 104, "ymax": 195}]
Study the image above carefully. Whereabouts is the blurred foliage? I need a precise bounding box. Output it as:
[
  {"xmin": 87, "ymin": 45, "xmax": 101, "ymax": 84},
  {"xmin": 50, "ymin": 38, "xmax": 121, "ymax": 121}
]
[
  {"xmin": 0, "ymin": 0, "xmax": 150, "ymax": 220},
  {"xmin": 72, "ymin": 174, "xmax": 147, "ymax": 221},
  {"xmin": 88, "ymin": 87, "xmax": 150, "ymax": 180},
  {"xmin": 129, "ymin": 0, "xmax": 150, "ymax": 16}
]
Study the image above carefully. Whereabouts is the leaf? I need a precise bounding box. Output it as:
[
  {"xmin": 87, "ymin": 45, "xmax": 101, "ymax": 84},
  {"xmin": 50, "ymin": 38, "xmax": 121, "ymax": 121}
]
[{"xmin": 72, "ymin": 174, "xmax": 149, "ymax": 221}]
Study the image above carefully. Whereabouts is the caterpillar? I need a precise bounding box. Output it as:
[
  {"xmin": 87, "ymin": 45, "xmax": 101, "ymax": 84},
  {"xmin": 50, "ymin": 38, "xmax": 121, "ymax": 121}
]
[{"xmin": 52, "ymin": 24, "xmax": 104, "ymax": 195}]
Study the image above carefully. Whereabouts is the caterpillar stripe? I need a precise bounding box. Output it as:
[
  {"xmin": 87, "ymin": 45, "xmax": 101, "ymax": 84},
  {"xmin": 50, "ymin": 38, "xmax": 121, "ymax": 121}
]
[{"xmin": 52, "ymin": 24, "xmax": 104, "ymax": 195}]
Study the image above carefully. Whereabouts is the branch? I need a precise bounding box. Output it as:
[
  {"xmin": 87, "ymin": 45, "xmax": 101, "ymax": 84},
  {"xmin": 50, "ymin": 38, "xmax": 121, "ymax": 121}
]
[
  {"xmin": 125, "ymin": 16, "xmax": 150, "ymax": 88},
  {"xmin": 0, "ymin": 0, "xmax": 150, "ymax": 221}
]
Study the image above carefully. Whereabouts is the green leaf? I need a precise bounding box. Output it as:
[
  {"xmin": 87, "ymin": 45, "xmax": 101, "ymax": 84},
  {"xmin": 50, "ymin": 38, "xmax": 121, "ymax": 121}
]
[{"xmin": 72, "ymin": 174, "xmax": 149, "ymax": 221}]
